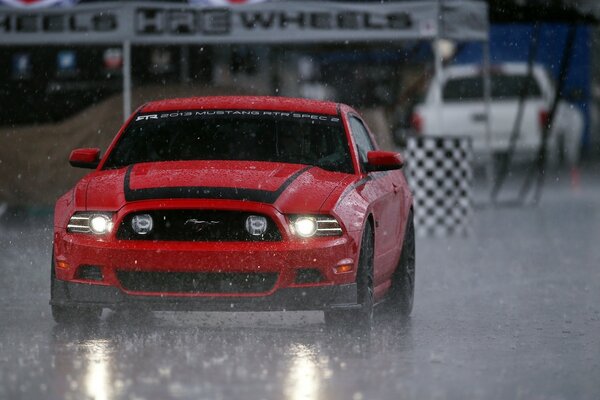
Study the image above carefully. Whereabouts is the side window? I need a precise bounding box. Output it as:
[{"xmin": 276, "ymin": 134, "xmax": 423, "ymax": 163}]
[{"xmin": 349, "ymin": 116, "xmax": 375, "ymax": 170}]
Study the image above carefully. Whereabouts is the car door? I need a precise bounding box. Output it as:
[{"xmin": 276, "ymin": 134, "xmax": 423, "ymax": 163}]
[{"xmin": 347, "ymin": 115, "xmax": 399, "ymax": 287}]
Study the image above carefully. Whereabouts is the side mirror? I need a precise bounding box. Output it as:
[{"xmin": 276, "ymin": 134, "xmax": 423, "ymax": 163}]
[
  {"xmin": 69, "ymin": 148, "xmax": 100, "ymax": 169},
  {"xmin": 366, "ymin": 151, "xmax": 404, "ymax": 172}
]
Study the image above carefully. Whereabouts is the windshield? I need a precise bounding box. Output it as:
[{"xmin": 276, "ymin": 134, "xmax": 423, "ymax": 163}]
[
  {"xmin": 102, "ymin": 110, "xmax": 354, "ymax": 174},
  {"xmin": 443, "ymin": 74, "xmax": 542, "ymax": 102}
]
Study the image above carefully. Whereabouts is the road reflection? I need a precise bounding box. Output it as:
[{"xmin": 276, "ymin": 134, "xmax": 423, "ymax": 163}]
[
  {"xmin": 83, "ymin": 339, "xmax": 112, "ymax": 400},
  {"xmin": 285, "ymin": 343, "xmax": 320, "ymax": 400},
  {"xmin": 49, "ymin": 311, "xmax": 413, "ymax": 400}
]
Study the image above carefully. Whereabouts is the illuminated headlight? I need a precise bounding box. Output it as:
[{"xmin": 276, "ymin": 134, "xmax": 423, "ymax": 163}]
[
  {"xmin": 293, "ymin": 217, "xmax": 317, "ymax": 238},
  {"xmin": 67, "ymin": 212, "xmax": 114, "ymax": 235},
  {"xmin": 90, "ymin": 215, "xmax": 112, "ymax": 234},
  {"xmin": 290, "ymin": 215, "xmax": 342, "ymax": 238},
  {"xmin": 131, "ymin": 214, "xmax": 153, "ymax": 235},
  {"xmin": 245, "ymin": 215, "xmax": 268, "ymax": 236}
]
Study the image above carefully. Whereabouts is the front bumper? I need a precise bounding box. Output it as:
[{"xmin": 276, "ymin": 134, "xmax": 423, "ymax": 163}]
[
  {"xmin": 52, "ymin": 224, "xmax": 360, "ymax": 311},
  {"xmin": 50, "ymin": 279, "xmax": 358, "ymax": 311}
]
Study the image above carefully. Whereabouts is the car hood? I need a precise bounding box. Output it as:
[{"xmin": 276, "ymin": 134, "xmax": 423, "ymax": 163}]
[{"xmin": 83, "ymin": 160, "xmax": 351, "ymax": 213}]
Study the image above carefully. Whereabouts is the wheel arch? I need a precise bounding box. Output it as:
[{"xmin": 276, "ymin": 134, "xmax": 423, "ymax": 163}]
[
  {"xmin": 364, "ymin": 213, "xmax": 375, "ymax": 250},
  {"xmin": 356, "ymin": 213, "xmax": 375, "ymax": 272}
]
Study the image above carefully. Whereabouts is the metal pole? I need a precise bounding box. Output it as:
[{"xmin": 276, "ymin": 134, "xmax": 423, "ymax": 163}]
[
  {"xmin": 123, "ymin": 40, "xmax": 132, "ymax": 122},
  {"xmin": 482, "ymin": 36, "xmax": 493, "ymax": 198},
  {"xmin": 531, "ymin": 24, "xmax": 577, "ymax": 204},
  {"xmin": 433, "ymin": 0, "xmax": 443, "ymax": 135},
  {"xmin": 492, "ymin": 23, "xmax": 540, "ymax": 203},
  {"xmin": 180, "ymin": 45, "xmax": 190, "ymax": 84}
]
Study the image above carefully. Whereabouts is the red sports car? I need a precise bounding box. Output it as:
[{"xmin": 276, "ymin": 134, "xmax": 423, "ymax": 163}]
[{"xmin": 51, "ymin": 96, "xmax": 415, "ymax": 326}]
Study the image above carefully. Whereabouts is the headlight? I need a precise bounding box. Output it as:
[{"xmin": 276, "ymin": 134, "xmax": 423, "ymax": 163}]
[
  {"xmin": 290, "ymin": 215, "xmax": 342, "ymax": 238},
  {"xmin": 67, "ymin": 212, "xmax": 114, "ymax": 235},
  {"xmin": 131, "ymin": 214, "xmax": 153, "ymax": 235},
  {"xmin": 90, "ymin": 215, "xmax": 112, "ymax": 234},
  {"xmin": 293, "ymin": 217, "xmax": 317, "ymax": 238},
  {"xmin": 245, "ymin": 215, "xmax": 268, "ymax": 236}
]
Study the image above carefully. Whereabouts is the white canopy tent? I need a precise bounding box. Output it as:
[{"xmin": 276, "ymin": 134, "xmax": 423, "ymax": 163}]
[{"xmin": 0, "ymin": 0, "xmax": 493, "ymax": 199}]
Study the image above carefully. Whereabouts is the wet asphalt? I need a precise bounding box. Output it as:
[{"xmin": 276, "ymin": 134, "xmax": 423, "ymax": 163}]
[{"xmin": 1, "ymin": 168, "xmax": 599, "ymax": 400}]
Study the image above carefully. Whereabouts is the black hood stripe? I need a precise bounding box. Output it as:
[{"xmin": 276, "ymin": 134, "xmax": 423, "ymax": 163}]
[
  {"xmin": 335, "ymin": 171, "xmax": 388, "ymax": 205},
  {"xmin": 337, "ymin": 176, "xmax": 371, "ymax": 205},
  {"xmin": 123, "ymin": 165, "xmax": 313, "ymax": 204}
]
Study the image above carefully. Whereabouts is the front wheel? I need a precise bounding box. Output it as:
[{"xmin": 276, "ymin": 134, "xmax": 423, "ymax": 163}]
[{"xmin": 324, "ymin": 222, "xmax": 374, "ymax": 329}]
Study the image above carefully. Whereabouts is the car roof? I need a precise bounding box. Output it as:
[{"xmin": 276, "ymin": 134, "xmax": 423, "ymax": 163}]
[{"xmin": 140, "ymin": 96, "xmax": 340, "ymax": 115}]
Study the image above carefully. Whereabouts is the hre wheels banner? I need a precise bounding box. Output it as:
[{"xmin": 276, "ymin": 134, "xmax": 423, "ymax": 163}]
[{"xmin": 0, "ymin": 0, "xmax": 78, "ymax": 7}]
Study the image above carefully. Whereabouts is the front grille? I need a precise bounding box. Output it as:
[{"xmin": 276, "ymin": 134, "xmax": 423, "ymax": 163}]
[
  {"xmin": 117, "ymin": 271, "xmax": 278, "ymax": 294},
  {"xmin": 117, "ymin": 210, "xmax": 281, "ymax": 241}
]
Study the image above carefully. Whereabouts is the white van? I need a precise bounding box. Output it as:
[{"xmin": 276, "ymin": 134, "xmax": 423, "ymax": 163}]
[{"xmin": 411, "ymin": 63, "xmax": 583, "ymax": 164}]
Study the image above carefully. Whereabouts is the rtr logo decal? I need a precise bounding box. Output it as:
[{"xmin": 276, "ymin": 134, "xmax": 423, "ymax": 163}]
[
  {"xmin": 0, "ymin": 0, "xmax": 78, "ymax": 8},
  {"xmin": 135, "ymin": 114, "xmax": 158, "ymax": 121}
]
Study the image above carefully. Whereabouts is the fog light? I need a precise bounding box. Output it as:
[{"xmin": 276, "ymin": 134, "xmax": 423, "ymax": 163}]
[
  {"xmin": 131, "ymin": 214, "xmax": 153, "ymax": 235},
  {"xmin": 245, "ymin": 215, "xmax": 268, "ymax": 236},
  {"xmin": 90, "ymin": 215, "xmax": 113, "ymax": 234}
]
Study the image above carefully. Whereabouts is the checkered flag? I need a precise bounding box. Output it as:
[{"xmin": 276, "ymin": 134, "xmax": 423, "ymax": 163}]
[{"xmin": 405, "ymin": 136, "xmax": 473, "ymax": 237}]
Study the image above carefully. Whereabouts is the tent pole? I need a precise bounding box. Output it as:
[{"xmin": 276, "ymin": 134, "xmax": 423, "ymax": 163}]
[
  {"xmin": 433, "ymin": 0, "xmax": 443, "ymax": 135},
  {"xmin": 483, "ymin": 36, "xmax": 493, "ymax": 199},
  {"xmin": 180, "ymin": 45, "xmax": 190, "ymax": 83},
  {"xmin": 123, "ymin": 40, "xmax": 132, "ymax": 121}
]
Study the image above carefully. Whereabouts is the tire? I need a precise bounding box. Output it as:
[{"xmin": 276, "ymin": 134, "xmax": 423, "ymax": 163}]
[
  {"xmin": 324, "ymin": 222, "xmax": 374, "ymax": 329},
  {"xmin": 386, "ymin": 210, "xmax": 415, "ymax": 318},
  {"xmin": 50, "ymin": 252, "xmax": 102, "ymax": 324}
]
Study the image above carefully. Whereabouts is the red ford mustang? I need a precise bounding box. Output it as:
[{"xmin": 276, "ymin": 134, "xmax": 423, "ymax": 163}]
[{"xmin": 51, "ymin": 96, "xmax": 415, "ymax": 326}]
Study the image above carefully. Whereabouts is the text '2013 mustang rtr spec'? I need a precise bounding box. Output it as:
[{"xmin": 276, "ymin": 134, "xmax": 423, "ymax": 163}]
[{"xmin": 51, "ymin": 96, "xmax": 415, "ymax": 327}]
